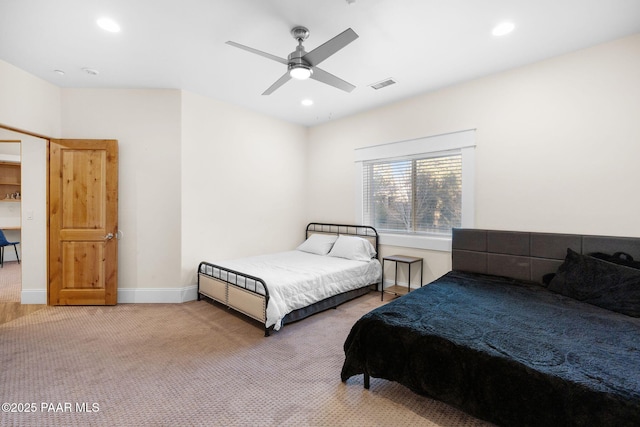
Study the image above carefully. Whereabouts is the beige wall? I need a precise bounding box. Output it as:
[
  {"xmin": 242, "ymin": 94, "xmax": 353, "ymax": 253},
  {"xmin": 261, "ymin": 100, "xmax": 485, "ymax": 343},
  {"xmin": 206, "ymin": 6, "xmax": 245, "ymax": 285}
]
[
  {"xmin": 0, "ymin": 60, "xmax": 61, "ymax": 137},
  {"xmin": 307, "ymin": 33, "xmax": 640, "ymax": 284},
  {"xmin": 180, "ymin": 91, "xmax": 308, "ymax": 287},
  {"xmin": 61, "ymin": 89, "xmax": 184, "ymax": 301},
  {"xmin": 19, "ymin": 134, "xmax": 47, "ymax": 299}
]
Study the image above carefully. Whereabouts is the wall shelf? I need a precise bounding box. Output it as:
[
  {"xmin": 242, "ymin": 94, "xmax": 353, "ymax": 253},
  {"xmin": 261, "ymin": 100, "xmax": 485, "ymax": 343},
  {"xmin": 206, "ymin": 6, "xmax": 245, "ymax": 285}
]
[{"xmin": 0, "ymin": 161, "xmax": 20, "ymax": 202}]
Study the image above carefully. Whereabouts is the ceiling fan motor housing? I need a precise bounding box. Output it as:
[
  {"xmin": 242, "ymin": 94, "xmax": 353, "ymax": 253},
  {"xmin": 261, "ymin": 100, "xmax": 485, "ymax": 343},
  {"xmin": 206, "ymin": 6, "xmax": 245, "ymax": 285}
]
[{"xmin": 288, "ymin": 33, "xmax": 313, "ymax": 78}]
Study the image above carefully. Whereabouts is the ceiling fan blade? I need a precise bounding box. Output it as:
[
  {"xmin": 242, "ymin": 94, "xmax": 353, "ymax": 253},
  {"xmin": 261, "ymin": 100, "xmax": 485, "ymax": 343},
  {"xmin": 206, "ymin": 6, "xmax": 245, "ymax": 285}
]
[
  {"xmin": 302, "ymin": 28, "xmax": 358, "ymax": 67},
  {"xmin": 310, "ymin": 67, "xmax": 355, "ymax": 93},
  {"xmin": 262, "ymin": 72, "xmax": 292, "ymax": 95},
  {"xmin": 226, "ymin": 41, "xmax": 288, "ymax": 65}
]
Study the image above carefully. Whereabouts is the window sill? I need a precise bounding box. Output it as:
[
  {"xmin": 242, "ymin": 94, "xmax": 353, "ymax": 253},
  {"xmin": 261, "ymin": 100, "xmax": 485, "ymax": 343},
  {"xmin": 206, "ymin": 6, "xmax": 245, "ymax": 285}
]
[{"xmin": 379, "ymin": 233, "xmax": 452, "ymax": 252}]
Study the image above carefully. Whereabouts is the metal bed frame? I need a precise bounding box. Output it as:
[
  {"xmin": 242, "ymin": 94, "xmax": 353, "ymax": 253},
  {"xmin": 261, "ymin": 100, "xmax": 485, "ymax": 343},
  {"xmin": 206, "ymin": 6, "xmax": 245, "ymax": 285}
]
[{"xmin": 198, "ymin": 222, "xmax": 380, "ymax": 336}]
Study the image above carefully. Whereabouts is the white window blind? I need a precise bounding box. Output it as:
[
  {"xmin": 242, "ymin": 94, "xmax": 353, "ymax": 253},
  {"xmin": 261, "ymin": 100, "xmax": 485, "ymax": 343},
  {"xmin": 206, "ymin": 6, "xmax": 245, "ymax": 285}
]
[{"xmin": 363, "ymin": 153, "xmax": 462, "ymax": 235}]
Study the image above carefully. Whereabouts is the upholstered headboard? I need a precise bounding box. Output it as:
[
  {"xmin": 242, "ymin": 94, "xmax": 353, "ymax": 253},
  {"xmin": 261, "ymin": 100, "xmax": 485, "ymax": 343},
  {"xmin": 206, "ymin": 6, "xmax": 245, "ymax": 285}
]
[{"xmin": 452, "ymin": 228, "xmax": 640, "ymax": 284}]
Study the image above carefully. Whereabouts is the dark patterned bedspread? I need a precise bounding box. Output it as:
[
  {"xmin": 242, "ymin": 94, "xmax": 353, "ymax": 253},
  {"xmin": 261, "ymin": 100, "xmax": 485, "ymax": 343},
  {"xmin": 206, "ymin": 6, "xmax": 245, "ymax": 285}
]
[{"xmin": 341, "ymin": 270, "xmax": 640, "ymax": 426}]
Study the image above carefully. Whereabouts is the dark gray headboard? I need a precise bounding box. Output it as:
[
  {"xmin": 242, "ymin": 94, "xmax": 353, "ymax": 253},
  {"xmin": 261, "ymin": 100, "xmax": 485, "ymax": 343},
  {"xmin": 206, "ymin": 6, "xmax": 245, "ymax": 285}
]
[{"xmin": 452, "ymin": 228, "xmax": 640, "ymax": 284}]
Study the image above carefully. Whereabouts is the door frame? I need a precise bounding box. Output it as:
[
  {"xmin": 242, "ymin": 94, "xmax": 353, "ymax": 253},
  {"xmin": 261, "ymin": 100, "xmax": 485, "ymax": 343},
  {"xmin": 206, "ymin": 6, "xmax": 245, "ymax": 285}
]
[{"xmin": 0, "ymin": 123, "xmax": 118, "ymax": 305}]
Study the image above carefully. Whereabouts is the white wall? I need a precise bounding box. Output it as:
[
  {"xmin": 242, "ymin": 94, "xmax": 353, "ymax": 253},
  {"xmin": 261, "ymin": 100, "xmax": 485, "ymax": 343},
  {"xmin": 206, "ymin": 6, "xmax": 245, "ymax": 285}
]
[
  {"xmin": 307, "ymin": 33, "xmax": 640, "ymax": 284},
  {"xmin": 19, "ymin": 134, "xmax": 47, "ymax": 301},
  {"xmin": 180, "ymin": 91, "xmax": 308, "ymax": 288},
  {"xmin": 0, "ymin": 60, "xmax": 61, "ymax": 138},
  {"xmin": 61, "ymin": 89, "xmax": 183, "ymax": 302}
]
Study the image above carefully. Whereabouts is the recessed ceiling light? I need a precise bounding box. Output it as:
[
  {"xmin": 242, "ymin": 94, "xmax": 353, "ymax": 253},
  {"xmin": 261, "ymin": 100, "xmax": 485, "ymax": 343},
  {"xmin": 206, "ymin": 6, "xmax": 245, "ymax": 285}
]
[
  {"xmin": 97, "ymin": 17, "xmax": 121, "ymax": 33},
  {"xmin": 53, "ymin": 69, "xmax": 65, "ymax": 76},
  {"xmin": 492, "ymin": 22, "xmax": 515, "ymax": 37},
  {"xmin": 301, "ymin": 99, "xmax": 314, "ymax": 107}
]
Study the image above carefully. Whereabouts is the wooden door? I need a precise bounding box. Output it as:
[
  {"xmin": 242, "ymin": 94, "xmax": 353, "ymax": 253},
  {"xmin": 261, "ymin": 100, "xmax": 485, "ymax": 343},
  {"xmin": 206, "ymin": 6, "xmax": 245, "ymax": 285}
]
[{"xmin": 48, "ymin": 139, "xmax": 118, "ymax": 305}]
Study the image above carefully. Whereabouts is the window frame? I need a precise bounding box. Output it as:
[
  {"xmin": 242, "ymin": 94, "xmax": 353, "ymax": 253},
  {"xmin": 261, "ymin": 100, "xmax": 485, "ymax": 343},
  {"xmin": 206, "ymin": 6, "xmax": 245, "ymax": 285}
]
[{"xmin": 355, "ymin": 130, "xmax": 476, "ymax": 252}]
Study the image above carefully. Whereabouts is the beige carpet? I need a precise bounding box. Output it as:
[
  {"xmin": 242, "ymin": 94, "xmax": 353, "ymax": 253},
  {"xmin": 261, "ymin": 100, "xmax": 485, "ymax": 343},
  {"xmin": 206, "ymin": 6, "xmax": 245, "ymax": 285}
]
[
  {"xmin": 0, "ymin": 292, "xmax": 493, "ymax": 426},
  {"xmin": 0, "ymin": 261, "xmax": 20, "ymax": 302}
]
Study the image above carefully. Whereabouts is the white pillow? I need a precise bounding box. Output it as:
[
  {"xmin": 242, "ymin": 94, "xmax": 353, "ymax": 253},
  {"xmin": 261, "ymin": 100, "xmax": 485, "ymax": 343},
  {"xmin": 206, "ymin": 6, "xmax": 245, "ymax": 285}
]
[
  {"xmin": 296, "ymin": 233, "xmax": 338, "ymax": 256},
  {"xmin": 327, "ymin": 235, "xmax": 377, "ymax": 262}
]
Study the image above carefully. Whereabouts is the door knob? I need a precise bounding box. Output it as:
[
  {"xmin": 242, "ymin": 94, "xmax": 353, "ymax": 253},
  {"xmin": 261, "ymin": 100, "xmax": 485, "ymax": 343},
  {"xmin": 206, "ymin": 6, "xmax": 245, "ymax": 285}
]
[{"xmin": 105, "ymin": 233, "xmax": 114, "ymax": 240}]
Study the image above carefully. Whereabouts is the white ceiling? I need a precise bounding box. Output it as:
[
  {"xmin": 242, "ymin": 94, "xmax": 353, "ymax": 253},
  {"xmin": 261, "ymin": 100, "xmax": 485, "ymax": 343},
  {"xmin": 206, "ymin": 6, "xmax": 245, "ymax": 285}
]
[{"xmin": 1, "ymin": 0, "xmax": 640, "ymax": 126}]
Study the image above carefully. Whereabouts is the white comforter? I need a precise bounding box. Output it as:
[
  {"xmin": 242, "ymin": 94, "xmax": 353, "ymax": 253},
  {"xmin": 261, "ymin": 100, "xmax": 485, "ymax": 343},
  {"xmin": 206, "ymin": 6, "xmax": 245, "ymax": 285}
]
[{"xmin": 213, "ymin": 250, "xmax": 382, "ymax": 330}]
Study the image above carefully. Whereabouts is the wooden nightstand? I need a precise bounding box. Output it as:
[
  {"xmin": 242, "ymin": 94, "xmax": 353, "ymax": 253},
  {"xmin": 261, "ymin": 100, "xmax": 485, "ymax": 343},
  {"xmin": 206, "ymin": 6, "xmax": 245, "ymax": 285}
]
[{"xmin": 381, "ymin": 255, "xmax": 423, "ymax": 301}]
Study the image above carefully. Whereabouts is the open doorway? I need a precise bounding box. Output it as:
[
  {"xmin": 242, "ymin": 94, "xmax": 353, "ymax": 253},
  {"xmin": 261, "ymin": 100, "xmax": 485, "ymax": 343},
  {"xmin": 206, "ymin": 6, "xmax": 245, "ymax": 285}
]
[
  {"xmin": 0, "ymin": 127, "xmax": 47, "ymax": 323},
  {"xmin": 0, "ymin": 139, "xmax": 28, "ymax": 323},
  {"xmin": 0, "ymin": 141, "xmax": 21, "ymax": 304}
]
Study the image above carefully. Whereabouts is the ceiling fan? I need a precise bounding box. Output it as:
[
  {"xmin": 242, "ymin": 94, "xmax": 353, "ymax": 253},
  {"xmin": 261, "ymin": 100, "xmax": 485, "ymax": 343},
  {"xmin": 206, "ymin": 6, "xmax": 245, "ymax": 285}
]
[{"xmin": 226, "ymin": 26, "xmax": 359, "ymax": 95}]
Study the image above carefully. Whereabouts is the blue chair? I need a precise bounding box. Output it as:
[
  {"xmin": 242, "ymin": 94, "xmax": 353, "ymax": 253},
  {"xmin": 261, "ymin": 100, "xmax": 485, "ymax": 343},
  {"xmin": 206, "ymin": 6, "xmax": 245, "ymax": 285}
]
[{"xmin": 0, "ymin": 229, "xmax": 20, "ymax": 268}]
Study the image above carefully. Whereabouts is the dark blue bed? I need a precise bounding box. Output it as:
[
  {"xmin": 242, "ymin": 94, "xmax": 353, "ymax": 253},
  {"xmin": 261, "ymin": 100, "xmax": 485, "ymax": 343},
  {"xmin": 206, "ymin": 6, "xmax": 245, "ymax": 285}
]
[{"xmin": 341, "ymin": 229, "xmax": 640, "ymax": 426}]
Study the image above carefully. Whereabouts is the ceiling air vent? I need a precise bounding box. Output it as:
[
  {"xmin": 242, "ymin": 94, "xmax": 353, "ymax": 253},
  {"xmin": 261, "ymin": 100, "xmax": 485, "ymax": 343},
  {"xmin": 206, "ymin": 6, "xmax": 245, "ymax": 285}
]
[{"xmin": 369, "ymin": 78, "xmax": 396, "ymax": 90}]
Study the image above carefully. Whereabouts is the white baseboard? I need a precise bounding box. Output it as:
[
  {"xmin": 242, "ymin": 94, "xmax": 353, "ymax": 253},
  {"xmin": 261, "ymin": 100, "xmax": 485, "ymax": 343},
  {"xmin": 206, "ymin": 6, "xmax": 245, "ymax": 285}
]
[
  {"xmin": 21, "ymin": 289, "xmax": 47, "ymax": 304},
  {"xmin": 117, "ymin": 285, "xmax": 198, "ymax": 303},
  {"xmin": 20, "ymin": 286, "xmax": 199, "ymax": 304}
]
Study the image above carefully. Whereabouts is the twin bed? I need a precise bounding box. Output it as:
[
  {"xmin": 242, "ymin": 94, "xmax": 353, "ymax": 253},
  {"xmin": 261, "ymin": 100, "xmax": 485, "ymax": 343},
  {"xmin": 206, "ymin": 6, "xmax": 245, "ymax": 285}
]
[
  {"xmin": 341, "ymin": 228, "xmax": 640, "ymax": 426},
  {"xmin": 198, "ymin": 223, "xmax": 381, "ymax": 336}
]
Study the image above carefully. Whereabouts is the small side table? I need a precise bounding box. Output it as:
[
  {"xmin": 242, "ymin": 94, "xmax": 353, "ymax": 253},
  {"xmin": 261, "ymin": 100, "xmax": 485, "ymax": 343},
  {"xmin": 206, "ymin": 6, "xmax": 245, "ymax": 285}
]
[{"xmin": 381, "ymin": 255, "xmax": 423, "ymax": 301}]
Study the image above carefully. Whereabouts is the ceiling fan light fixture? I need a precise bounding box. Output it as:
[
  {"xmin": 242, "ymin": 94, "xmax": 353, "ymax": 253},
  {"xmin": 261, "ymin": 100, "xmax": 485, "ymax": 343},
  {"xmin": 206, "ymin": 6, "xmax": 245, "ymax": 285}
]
[{"xmin": 289, "ymin": 64, "xmax": 313, "ymax": 80}]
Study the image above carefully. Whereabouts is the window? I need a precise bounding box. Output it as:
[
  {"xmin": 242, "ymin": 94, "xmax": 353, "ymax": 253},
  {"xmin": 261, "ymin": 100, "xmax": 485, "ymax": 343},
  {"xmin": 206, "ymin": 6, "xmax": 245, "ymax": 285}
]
[
  {"xmin": 355, "ymin": 130, "xmax": 475, "ymax": 251},
  {"xmin": 363, "ymin": 153, "xmax": 462, "ymax": 234}
]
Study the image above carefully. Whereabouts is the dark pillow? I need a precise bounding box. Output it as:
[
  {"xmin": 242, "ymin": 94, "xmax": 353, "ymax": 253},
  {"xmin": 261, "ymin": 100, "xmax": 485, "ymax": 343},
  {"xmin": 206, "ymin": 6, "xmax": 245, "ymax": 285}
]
[
  {"xmin": 548, "ymin": 248, "xmax": 640, "ymax": 317},
  {"xmin": 541, "ymin": 273, "xmax": 555, "ymax": 287},
  {"xmin": 589, "ymin": 251, "xmax": 640, "ymax": 269}
]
